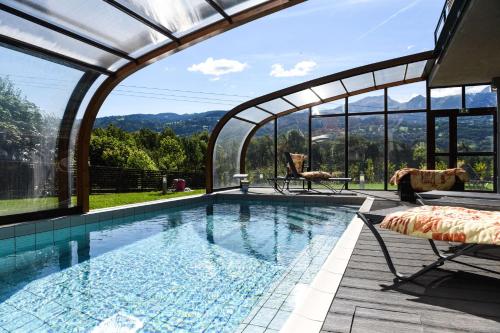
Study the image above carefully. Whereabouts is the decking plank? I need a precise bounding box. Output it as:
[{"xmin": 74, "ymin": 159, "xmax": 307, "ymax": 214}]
[{"xmin": 321, "ymin": 224, "xmax": 500, "ymax": 332}]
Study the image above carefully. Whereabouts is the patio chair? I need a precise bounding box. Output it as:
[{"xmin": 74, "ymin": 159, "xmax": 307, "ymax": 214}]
[
  {"xmin": 357, "ymin": 205, "xmax": 500, "ymax": 281},
  {"xmin": 269, "ymin": 152, "xmax": 351, "ymax": 193},
  {"xmin": 461, "ymin": 163, "xmax": 491, "ymax": 191}
]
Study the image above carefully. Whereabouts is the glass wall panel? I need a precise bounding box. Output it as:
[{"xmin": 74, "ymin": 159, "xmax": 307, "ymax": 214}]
[
  {"xmin": 311, "ymin": 81, "xmax": 346, "ymax": 100},
  {"xmin": 213, "ymin": 118, "xmax": 254, "ymax": 189},
  {"xmin": 348, "ymin": 90, "xmax": 384, "ymax": 113},
  {"xmin": 68, "ymin": 75, "xmax": 108, "ymax": 202},
  {"xmin": 457, "ymin": 115, "xmax": 494, "ymax": 152},
  {"xmin": 435, "ymin": 117, "xmax": 449, "ymax": 153},
  {"xmin": 374, "ymin": 65, "xmax": 406, "ymax": 86},
  {"xmin": 284, "ymin": 89, "xmax": 320, "ymax": 108},
  {"xmin": 435, "ymin": 156, "xmax": 449, "ymax": 170},
  {"xmin": 348, "ymin": 115, "xmax": 384, "ymax": 189},
  {"xmin": 245, "ymin": 121, "xmax": 274, "ymax": 187},
  {"xmin": 258, "ymin": 98, "xmax": 294, "ymax": 114},
  {"xmin": 116, "ymin": 0, "xmax": 220, "ymax": 37},
  {"xmin": 405, "ymin": 60, "xmax": 427, "ymax": 80},
  {"xmin": 277, "ymin": 111, "xmax": 308, "ymax": 187},
  {"xmin": 312, "ymin": 99, "xmax": 345, "ymax": 116},
  {"xmin": 0, "ymin": 46, "xmax": 83, "ymax": 216},
  {"xmin": 342, "ymin": 73, "xmax": 374, "ymax": 93},
  {"xmin": 387, "ymin": 113, "xmax": 427, "ymax": 189},
  {"xmin": 237, "ymin": 107, "xmax": 270, "ymax": 123},
  {"xmin": 465, "ymin": 85, "xmax": 498, "ymax": 108},
  {"xmin": 431, "ymin": 87, "xmax": 462, "ymax": 110},
  {"xmin": 311, "ymin": 117, "xmax": 345, "ymax": 177},
  {"xmin": 388, "ymin": 81, "xmax": 426, "ymax": 111},
  {"xmin": 458, "ymin": 156, "xmax": 495, "ymax": 191},
  {"xmin": 0, "ymin": 11, "xmax": 122, "ymax": 70},
  {"xmin": 4, "ymin": 0, "xmax": 169, "ymax": 58}
]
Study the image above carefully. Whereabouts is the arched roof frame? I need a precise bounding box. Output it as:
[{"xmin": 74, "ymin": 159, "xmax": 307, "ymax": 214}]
[
  {"xmin": 0, "ymin": 0, "xmax": 307, "ymax": 217},
  {"xmin": 206, "ymin": 51, "xmax": 436, "ymax": 192}
]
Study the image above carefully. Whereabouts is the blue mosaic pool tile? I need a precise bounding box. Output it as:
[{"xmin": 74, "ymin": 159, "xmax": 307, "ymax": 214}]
[
  {"xmin": 35, "ymin": 230, "xmax": 54, "ymax": 247},
  {"xmin": 15, "ymin": 234, "xmax": 35, "ymax": 251},
  {"xmin": 53, "ymin": 228, "xmax": 70, "ymax": 243},
  {"xmin": 0, "ymin": 239, "xmax": 14, "ymax": 256}
]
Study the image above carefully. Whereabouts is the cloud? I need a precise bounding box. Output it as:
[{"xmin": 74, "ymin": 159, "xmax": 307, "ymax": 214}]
[
  {"xmin": 407, "ymin": 45, "xmax": 415, "ymax": 50},
  {"xmin": 188, "ymin": 57, "xmax": 248, "ymax": 78},
  {"xmin": 357, "ymin": 0, "xmax": 422, "ymax": 40},
  {"xmin": 270, "ymin": 61, "xmax": 317, "ymax": 78},
  {"xmin": 431, "ymin": 87, "xmax": 461, "ymax": 97}
]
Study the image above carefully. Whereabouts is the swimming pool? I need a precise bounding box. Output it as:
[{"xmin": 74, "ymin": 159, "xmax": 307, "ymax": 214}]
[{"xmin": 0, "ymin": 200, "xmax": 357, "ymax": 332}]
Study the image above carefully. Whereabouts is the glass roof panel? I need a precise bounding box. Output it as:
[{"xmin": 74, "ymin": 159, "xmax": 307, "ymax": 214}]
[
  {"xmin": 4, "ymin": 0, "xmax": 169, "ymax": 58},
  {"xmin": 258, "ymin": 98, "xmax": 294, "ymax": 114},
  {"xmin": 237, "ymin": 107, "xmax": 271, "ymax": 123},
  {"xmin": 311, "ymin": 81, "xmax": 346, "ymax": 100},
  {"xmin": 342, "ymin": 73, "xmax": 374, "ymax": 92},
  {"xmin": 312, "ymin": 99, "xmax": 346, "ymax": 115},
  {"xmin": 115, "ymin": 0, "xmax": 221, "ymax": 36},
  {"xmin": 0, "ymin": 11, "xmax": 121, "ymax": 69},
  {"xmin": 284, "ymin": 89, "xmax": 321, "ymax": 107},
  {"xmin": 215, "ymin": 0, "xmax": 268, "ymax": 15},
  {"xmin": 405, "ymin": 60, "xmax": 427, "ymax": 80},
  {"xmin": 374, "ymin": 65, "xmax": 406, "ymax": 86}
]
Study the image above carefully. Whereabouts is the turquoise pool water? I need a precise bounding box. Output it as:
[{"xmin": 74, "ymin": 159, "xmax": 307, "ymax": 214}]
[{"xmin": 0, "ymin": 201, "xmax": 356, "ymax": 332}]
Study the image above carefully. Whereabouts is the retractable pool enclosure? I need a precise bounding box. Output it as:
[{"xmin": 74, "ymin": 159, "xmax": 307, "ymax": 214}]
[
  {"xmin": 0, "ymin": 0, "xmax": 304, "ymax": 222},
  {"xmin": 1, "ymin": 0, "xmax": 499, "ymax": 224},
  {"xmin": 207, "ymin": 51, "xmax": 499, "ymax": 193}
]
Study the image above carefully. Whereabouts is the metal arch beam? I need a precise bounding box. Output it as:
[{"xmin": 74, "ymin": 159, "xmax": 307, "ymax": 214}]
[
  {"xmin": 206, "ymin": 51, "xmax": 435, "ymax": 192},
  {"xmin": 76, "ymin": 0, "xmax": 305, "ymax": 212},
  {"xmin": 56, "ymin": 71, "xmax": 100, "ymax": 209},
  {"xmin": 205, "ymin": 0, "xmax": 233, "ymax": 23}
]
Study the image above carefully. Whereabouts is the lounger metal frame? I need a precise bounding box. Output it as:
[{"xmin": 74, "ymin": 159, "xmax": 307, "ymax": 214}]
[{"xmin": 357, "ymin": 212, "xmax": 500, "ymax": 281}]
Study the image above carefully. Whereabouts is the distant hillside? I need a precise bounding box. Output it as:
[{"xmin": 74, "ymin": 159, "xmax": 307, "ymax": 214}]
[
  {"xmin": 94, "ymin": 88, "xmax": 495, "ymax": 136},
  {"xmin": 94, "ymin": 110, "xmax": 226, "ymax": 136}
]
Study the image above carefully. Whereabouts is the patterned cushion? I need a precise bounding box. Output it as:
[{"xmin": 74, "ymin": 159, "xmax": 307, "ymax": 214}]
[
  {"xmin": 389, "ymin": 168, "xmax": 469, "ymax": 192},
  {"xmin": 287, "ymin": 153, "xmax": 305, "ymax": 175},
  {"xmin": 380, "ymin": 206, "xmax": 500, "ymax": 245},
  {"xmin": 300, "ymin": 171, "xmax": 332, "ymax": 180}
]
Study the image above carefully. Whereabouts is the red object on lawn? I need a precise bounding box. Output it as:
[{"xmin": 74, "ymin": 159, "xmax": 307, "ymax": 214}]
[{"xmin": 173, "ymin": 179, "xmax": 186, "ymax": 192}]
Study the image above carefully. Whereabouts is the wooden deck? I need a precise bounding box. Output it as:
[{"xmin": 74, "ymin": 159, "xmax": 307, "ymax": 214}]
[{"xmin": 321, "ymin": 225, "xmax": 500, "ymax": 333}]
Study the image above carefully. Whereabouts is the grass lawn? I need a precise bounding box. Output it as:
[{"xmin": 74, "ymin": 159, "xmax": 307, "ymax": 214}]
[
  {"xmin": 89, "ymin": 190, "xmax": 206, "ymax": 210},
  {"xmin": 0, "ymin": 190, "xmax": 206, "ymax": 215}
]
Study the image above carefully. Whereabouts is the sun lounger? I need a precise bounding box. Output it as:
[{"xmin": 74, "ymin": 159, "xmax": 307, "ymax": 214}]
[
  {"xmin": 357, "ymin": 205, "xmax": 500, "ymax": 281},
  {"xmin": 269, "ymin": 152, "xmax": 351, "ymax": 194}
]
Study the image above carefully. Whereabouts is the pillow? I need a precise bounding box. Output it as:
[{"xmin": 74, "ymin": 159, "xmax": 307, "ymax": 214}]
[
  {"xmin": 300, "ymin": 171, "xmax": 332, "ymax": 180},
  {"xmin": 380, "ymin": 205, "xmax": 500, "ymax": 245}
]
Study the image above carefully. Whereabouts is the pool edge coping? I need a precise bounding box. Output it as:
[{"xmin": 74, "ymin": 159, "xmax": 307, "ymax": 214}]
[
  {"xmin": 0, "ymin": 191, "xmax": 367, "ymax": 241},
  {"xmin": 279, "ymin": 196, "xmax": 375, "ymax": 333}
]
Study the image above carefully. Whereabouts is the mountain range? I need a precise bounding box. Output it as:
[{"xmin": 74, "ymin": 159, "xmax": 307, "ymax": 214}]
[{"xmin": 94, "ymin": 88, "xmax": 496, "ymax": 136}]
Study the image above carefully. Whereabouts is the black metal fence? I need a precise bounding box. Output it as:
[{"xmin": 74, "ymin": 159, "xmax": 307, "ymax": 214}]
[
  {"xmin": 89, "ymin": 166, "xmax": 205, "ymax": 193},
  {"xmin": 0, "ymin": 160, "xmax": 205, "ymax": 199}
]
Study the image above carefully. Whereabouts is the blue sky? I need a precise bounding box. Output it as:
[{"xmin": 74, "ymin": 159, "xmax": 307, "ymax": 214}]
[{"xmin": 1, "ymin": 0, "xmax": 444, "ymax": 117}]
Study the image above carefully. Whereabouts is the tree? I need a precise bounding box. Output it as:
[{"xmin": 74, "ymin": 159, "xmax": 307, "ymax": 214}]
[
  {"xmin": 412, "ymin": 142, "xmax": 426, "ymax": 167},
  {"xmin": 158, "ymin": 136, "xmax": 186, "ymax": 170},
  {"xmin": 126, "ymin": 150, "xmax": 158, "ymax": 170},
  {"xmin": 0, "ymin": 77, "xmax": 45, "ymax": 161}
]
